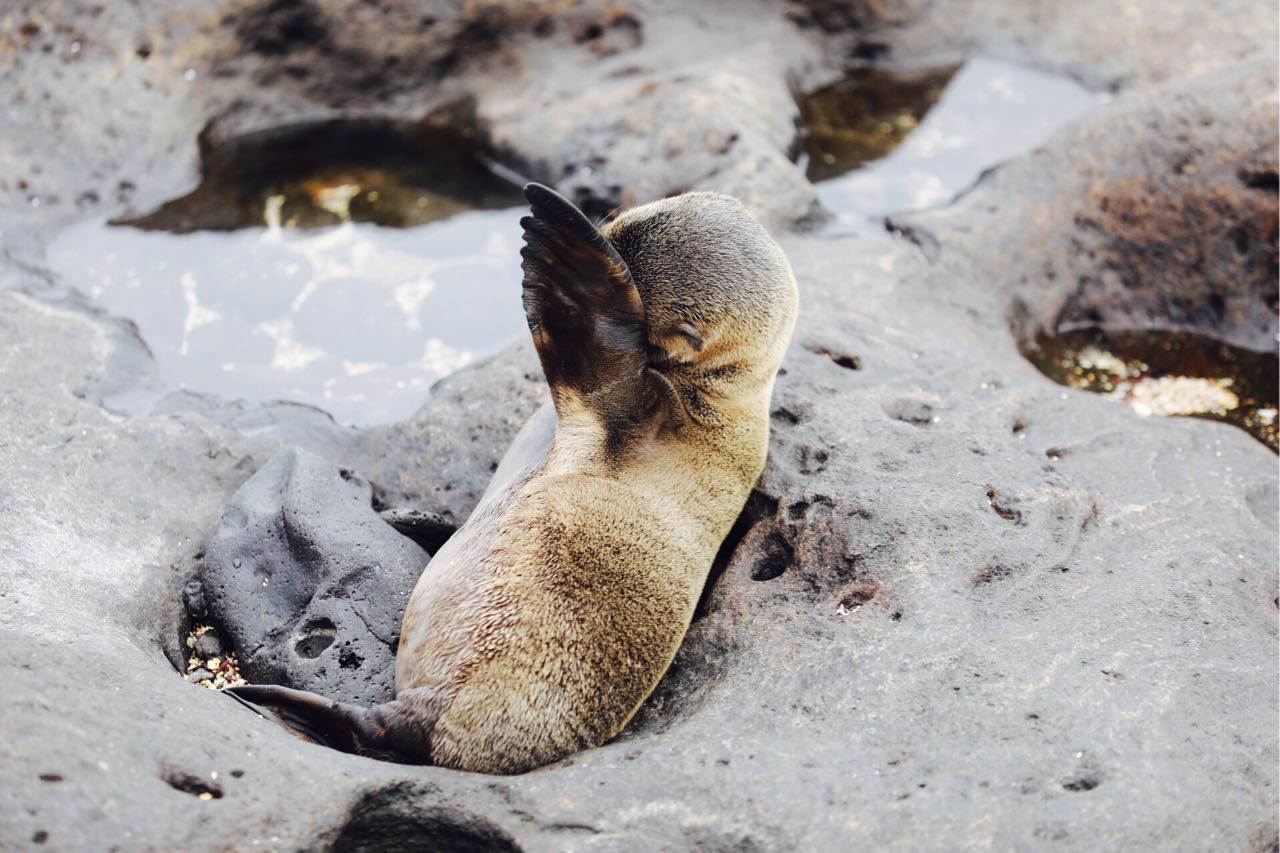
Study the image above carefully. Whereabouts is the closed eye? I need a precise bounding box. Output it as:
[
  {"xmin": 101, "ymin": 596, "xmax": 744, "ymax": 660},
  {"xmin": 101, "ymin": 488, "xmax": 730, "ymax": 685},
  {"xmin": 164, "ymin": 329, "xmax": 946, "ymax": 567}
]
[{"xmin": 645, "ymin": 346, "xmax": 690, "ymax": 371}]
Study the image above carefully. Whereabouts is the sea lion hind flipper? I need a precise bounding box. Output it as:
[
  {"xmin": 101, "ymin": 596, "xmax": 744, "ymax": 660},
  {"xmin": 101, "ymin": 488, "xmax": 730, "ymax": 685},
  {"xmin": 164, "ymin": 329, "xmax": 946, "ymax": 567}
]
[
  {"xmin": 520, "ymin": 183, "xmax": 648, "ymax": 429},
  {"xmin": 224, "ymin": 684, "xmax": 431, "ymax": 764}
]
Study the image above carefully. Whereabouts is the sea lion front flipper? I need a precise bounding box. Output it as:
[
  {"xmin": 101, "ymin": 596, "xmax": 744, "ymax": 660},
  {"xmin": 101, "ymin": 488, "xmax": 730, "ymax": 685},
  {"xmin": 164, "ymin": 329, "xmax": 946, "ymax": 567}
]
[
  {"xmin": 225, "ymin": 684, "xmax": 429, "ymax": 763},
  {"xmin": 520, "ymin": 183, "xmax": 648, "ymax": 437}
]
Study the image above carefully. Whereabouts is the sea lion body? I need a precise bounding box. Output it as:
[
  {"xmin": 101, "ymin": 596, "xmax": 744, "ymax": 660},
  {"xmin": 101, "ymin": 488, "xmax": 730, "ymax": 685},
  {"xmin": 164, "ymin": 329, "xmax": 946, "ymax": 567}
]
[{"xmin": 229, "ymin": 185, "xmax": 797, "ymax": 774}]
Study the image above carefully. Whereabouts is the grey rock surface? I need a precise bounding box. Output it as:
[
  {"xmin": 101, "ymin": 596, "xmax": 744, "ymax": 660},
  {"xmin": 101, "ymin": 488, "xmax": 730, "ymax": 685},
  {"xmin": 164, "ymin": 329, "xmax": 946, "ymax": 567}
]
[
  {"xmin": 349, "ymin": 343, "xmax": 549, "ymax": 526},
  {"xmin": 874, "ymin": 0, "xmax": 1277, "ymax": 89},
  {"xmin": 204, "ymin": 448, "xmax": 428, "ymax": 704},
  {"xmin": 894, "ymin": 57, "xmax": 1279, "ymax": 353},
  {"xmin": 1, "ymin": 0, "xmax": 1276, "ymax": 851}
]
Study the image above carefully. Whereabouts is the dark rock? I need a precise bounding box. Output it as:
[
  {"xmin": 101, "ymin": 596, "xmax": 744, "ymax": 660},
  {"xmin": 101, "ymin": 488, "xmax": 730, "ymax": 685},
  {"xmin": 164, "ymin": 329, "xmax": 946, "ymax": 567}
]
[
  {"xmin": 348, "ymin": 344, "xmax": 547, "ymax": 526},
  {"xmin": 181, "ymin": 580, "xmax": 207, "ymax": 620},
  {"xmin": 786, "ymin": 0, "xmax": 884, "ymax": 32},
  {"xmin": 202, "ymin": 448, "xmax": 428, "ymax": 705},
  {"xmin": 236, "ymin": 0, "xmax": 329, "ymax": 58},
  {"xmin": 192, "ymin": 630, "xmax": 225, "ymax": 660},
  {"xmin": 376, "ymin": 508, "xmax": 457, "ymax": 555}
]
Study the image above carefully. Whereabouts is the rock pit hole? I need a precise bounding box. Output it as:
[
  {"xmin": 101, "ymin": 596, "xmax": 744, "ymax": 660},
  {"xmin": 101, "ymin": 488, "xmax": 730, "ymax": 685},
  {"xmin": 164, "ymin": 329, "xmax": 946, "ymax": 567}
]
[
  {"xmin": 797, "ymin": 65, "xmax": 958, "ymax": 183},
  {"xmin": 164, "ymin": 769, "xmax": 225, "ymax": 801},
  {"xmin": 295, "ymin": 618, "xmax": 339, "ymax": 659},
  {"xmin": 1021, "ymin": 327, "xmax": 1278, "ymax": 451},
  {"xmin": 328, "ymin": 783, "xmax": 521, "ymax": 853},
  {"xmin": 799, "ymin": 57, "xmax": 1102, "ymax": 230}
]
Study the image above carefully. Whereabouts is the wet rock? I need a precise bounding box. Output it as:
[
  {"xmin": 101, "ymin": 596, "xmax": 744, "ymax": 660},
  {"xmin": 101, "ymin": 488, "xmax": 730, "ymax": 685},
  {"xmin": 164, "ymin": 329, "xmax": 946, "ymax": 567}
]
[
  {"xmin": 203, "ymin": 448, "xmax": 428, "ymax": 704},
  {"xmin": 152, "ymin": 391, "xmax": 358, "ymax": 467},
  {"xmin": 192, "ymin": 630, "xmax": 225, "ymax": 660},
  {"xmin": 196, "ymin": 2, "xmax": 829, "ymax": 230},
  {"xmin": 898, "ymin": 58, "xmax": 1279, "ymax": 355}
]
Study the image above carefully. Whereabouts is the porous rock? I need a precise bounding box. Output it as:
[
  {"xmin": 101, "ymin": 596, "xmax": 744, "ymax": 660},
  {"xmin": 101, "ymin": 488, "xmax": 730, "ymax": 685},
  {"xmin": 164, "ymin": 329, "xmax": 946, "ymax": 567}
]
[
  {"xmin": 0, "ymin": 0, "xmax": 1276, "ymax": 850},
  {"xmin": 203, "ymin": 448, "xmax": 428, "ymax": 704},
  {"xmin": 893, "ymin": 57, "xmax": 1280, "ymax": 354}
]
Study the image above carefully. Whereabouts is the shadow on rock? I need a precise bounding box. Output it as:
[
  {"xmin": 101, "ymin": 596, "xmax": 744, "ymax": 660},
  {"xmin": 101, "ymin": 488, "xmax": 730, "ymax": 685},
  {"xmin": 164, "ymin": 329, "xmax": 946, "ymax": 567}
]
[{"xmin": 326, "ymin": 782, "xmax": 521, "ymax": 853}]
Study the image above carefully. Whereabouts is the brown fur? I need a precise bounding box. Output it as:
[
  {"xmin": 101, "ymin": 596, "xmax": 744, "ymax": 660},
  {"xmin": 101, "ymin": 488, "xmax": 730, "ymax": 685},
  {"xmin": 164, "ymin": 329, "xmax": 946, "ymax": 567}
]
[{"xmin": 232, "ymin": 189, "xmax": 797, "ymax": 774}]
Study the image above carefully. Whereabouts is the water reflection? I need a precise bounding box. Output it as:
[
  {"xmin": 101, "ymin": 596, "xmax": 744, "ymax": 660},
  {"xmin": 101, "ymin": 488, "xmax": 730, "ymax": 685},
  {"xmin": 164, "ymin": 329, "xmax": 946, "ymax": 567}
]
[
  {"xmin": 808, "ymin": 57, "xmax": 1103, "ymax": 229},
  {"xmin": 800, "ymin": 65, "xmax": 958, "ymax": 182},
  {"xmin": 48, "ymin": 210, "xmax": 528, "ymax": 425},
  {"xmin": 116, "ymin": 116, "xmax": 523, "ymax": 232},
  {"xmin": 1023, "ymin": 327, "xmax": 1279, "ymax": 451}
]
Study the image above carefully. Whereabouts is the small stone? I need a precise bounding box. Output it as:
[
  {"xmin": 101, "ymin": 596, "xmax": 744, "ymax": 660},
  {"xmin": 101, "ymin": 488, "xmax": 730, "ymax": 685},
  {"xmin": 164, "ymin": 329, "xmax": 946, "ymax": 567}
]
[
  {"xmin": 187, "ymin": 668, "xmax": 213, "ymax": 684},
  {"xmin": 193, "ymin": 630, "xmax": 224, "ymax": 660}
]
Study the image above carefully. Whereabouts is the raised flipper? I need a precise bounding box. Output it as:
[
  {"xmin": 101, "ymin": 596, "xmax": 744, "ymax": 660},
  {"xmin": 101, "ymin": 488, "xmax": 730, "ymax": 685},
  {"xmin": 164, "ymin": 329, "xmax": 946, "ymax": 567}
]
[
  {"xmin": 520, "ymin": 183, "xmax": 648, "ymax": 442},
  {"xmin": 225, "ymin": 684, "xmax": 432, "ymax": 764}
]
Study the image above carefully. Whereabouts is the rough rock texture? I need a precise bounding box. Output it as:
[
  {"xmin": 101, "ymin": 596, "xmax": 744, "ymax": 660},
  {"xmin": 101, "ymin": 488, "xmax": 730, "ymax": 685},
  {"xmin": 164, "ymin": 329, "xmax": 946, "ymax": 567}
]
[
  {"xmin": 893, "ymin": 58, "xmax": 1279, "ymax": 353},
  {"xmin": 1, "ymin": 0, "xmax": 1277, "ymax": 851},
  {"xmin": 350, "ymin": 344, "xmax": 548, "ymax": 526},
  {"xmin": 873, "ymin": 0, "xmax": 1277, "ymax": 89},
  {"xmin": 203, "ymin": 448, "xmax": 429, "ymax": 704}
]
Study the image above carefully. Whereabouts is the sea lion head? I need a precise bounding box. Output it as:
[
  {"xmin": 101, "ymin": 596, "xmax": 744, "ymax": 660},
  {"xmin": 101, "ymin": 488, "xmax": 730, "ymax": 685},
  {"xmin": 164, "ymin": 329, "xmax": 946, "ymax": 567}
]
[{"xmin": 603, "ymin": 192, "xmax": 798, "ymax": 410}]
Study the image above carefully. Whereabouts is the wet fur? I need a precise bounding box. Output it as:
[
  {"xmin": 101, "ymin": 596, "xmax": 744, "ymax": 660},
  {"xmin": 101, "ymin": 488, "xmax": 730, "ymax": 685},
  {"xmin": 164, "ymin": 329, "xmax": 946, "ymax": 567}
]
[{"xmin": 229, "ymin": 187, "xmax": 798, "ymax": 774}]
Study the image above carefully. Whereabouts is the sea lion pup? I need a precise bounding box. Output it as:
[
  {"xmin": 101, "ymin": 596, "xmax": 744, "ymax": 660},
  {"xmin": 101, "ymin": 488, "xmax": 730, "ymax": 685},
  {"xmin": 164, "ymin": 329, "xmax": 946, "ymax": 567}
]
[{"xmin": 228, "ymin": 183, "xmax": 798, "ymax": 773}]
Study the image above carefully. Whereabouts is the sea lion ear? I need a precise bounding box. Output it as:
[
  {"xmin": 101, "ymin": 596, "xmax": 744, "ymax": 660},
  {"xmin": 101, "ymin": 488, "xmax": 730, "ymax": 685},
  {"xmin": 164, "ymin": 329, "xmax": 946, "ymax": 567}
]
[{"xmin": 520, "ymin": 183, "xmax": 649, "ymax": 432}]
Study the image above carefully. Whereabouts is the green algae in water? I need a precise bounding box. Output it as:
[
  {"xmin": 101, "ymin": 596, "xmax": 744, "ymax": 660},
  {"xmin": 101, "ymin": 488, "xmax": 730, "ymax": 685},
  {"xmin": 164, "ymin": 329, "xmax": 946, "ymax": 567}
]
[
  {"xmin": 798, "ymin": 65, "xmax": 958, "ymax": 183},
  {"xmin": 115, "ymin": 115, "xmax": 524, "ymax": 232},
  {"xmin": 1025, "ymin": 328, "xmax": 1279, "ymax": 452}
]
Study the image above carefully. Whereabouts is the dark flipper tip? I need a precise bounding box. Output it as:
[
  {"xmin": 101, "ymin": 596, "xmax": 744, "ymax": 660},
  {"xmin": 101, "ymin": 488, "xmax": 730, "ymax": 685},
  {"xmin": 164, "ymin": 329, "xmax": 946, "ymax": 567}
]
[
  {"xmin": 225, "ymin": 684, "xmax": 381, "ymax": 755},
  {"xmin": 522, "ymin": 182, "xmax": 607, "ymax": 246}
]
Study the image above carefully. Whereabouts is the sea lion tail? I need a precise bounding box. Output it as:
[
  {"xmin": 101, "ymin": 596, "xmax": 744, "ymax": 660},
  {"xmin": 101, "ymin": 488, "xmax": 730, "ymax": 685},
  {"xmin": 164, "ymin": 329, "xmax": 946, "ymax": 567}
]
[{"xmin": 225, "ymin": 684, "xmax": 433, "ymax": 765}]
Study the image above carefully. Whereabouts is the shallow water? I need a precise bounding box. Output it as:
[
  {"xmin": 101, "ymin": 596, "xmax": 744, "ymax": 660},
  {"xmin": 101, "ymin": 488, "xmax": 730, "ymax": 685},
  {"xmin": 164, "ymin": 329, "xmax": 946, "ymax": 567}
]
[
  {"xmin": 800, "ymin": 65, "xmax": 958, "ymax": 182},
  {"xmin": 1023, "ymin": 327, "xmax": 1279, "ymax": 451},
  {"xmin": 48, "ymin": 211, "xmax": 528, "ymax": 425},
  {"xmin": 47, "ymin": 63, "xmax": 1103, "ymax": 425},
  {"xmin": 47, "ymin": 114, "xmax": 532, "ymax": 426},
  {"xmin": 806, "ymin": 56, "xmax": 1104, "ymax": 228},
  {"xmin": 116, "ymin": 116, "xmax": 524, "ymax": 232}
]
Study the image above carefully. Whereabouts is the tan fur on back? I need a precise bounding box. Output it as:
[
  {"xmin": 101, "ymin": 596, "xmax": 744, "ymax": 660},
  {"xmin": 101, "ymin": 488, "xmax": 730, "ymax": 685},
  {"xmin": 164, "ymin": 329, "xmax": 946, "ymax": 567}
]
[{"xmin": 393, "ymin": 191, "xmax": 797, "ymax": 774}]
